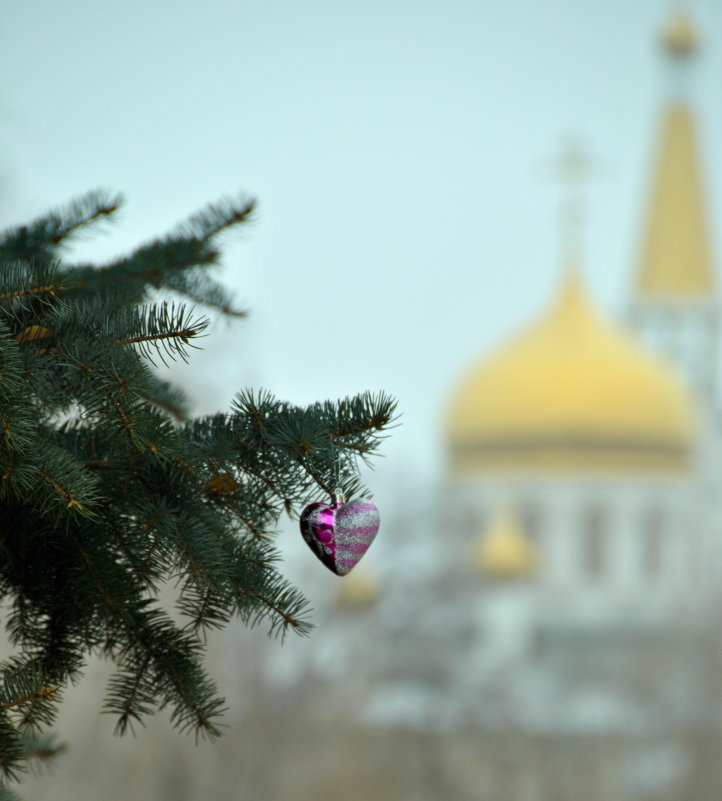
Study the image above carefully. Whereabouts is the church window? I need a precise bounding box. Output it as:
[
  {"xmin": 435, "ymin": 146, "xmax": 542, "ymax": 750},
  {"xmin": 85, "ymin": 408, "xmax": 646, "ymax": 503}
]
[
  {"xmin": 642, "ymin": 506, "xmax": 664, "ymax": 578},
  {"xmin": 583, "ymin": 504, "xmax": 605, "ymax": 579},
  {"xmin": 521, "ymin": 500, "xmax": 542, "ymax": 542}
]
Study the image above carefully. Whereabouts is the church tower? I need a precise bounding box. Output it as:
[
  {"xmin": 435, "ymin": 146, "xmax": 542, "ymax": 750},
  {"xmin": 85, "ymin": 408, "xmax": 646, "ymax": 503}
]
[{"xmin": 631, "ymin": 11, "xmax": 719, "ymax": 403}]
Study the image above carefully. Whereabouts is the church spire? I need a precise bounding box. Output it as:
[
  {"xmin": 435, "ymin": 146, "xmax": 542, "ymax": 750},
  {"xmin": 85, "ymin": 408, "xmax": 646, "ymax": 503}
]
[
  {"xmin": 630, "ymin": 9, "xmax": 719, "ymax": 403},
  {"xmin": 663, "ymin": 10, "xmax": 698, "ymax": 58},
  {"xmin": 635, "ymin": 10, "xmax": 715, "ymax": 300}
]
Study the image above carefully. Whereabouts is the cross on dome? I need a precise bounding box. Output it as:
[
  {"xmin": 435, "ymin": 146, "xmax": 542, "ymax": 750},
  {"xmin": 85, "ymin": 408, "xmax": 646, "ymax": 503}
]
[{"xmin": 548, "ymin": 137, "xmax": 597, "ymax": 267}]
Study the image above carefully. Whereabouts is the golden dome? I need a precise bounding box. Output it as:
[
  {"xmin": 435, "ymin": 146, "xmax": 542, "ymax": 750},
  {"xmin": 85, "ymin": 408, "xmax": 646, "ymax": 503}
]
[
  {"xmin": 447, "ymin": 273, "xmax": 696, "ymax": 474},
  {"xmin": 662, "ymin": 11, "xmax": 698, "ymax": 57},
  {"xmin": 472, "ymin": 508, "xmax": 535, "ymax": 578}
]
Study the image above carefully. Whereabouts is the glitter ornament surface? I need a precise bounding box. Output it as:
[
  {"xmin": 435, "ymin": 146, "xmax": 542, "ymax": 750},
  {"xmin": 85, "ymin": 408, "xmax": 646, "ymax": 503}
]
[{"xmin": 300, "ymin": 499, "xmax": 380, "ymax": 575}]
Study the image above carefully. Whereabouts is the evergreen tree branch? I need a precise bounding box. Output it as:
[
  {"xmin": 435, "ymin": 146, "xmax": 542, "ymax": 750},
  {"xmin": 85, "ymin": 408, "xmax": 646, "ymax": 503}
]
[
  {"xmin": 0, "ymin": 687, "xmax": 59, "ymax": 713},
  {"xmin": 0, "ymin": 190, "xmax": 397, "ymax": 794},
  {"xmin": 35, "ymin": 471, "xmax": 84, "ymax": 512},
  {"xmin": 120, "ymin": 303, "xmax": 209, "ymax": 366},
  {"xmin": 0, "ymin": 783, "xmax": 21, "ymax": 801},
  {"xmin": 0, "ymin": 721, "xmax": 23, "ymax": 782},
  {"xmin": 47, "ymin": 190, "xmax": 122, "ymax": 244},
  {"xmin": 177, "ymin": 196, "xmax": 256, "ymax": 241},
  {"xmin": 18, "ymin": 734, "xmax": 65, "ymax": 764},
  {"xmin": 0, "ymin": 285, "xmax": 64, "ymax": 302},
  {"xmin": 164, "ymin": 283, "xmax": 246, "ymax": 318},
  {"xmin": 0, "ymin": 190, "xmax": 121, "ymax": 265}
]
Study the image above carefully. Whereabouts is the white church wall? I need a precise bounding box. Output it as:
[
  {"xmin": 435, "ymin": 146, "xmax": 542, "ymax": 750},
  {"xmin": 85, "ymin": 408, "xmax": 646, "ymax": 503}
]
[{"xmin": 446, "ymin": 472, "xmax": 702, "ymax": 632}]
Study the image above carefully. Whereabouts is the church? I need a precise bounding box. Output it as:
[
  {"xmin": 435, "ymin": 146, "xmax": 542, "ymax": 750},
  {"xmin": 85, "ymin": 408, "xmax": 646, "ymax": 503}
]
[
  {"xmin": 318, "ymin": 10, "xmax": 722, "ymax": 800},
  {"xmin": 446, "ymin": 11, "xmax": 717, "ymax": 638},
  {"xmin": 443, "ymin": 9, "xmax": 718, "ymax": 670}
]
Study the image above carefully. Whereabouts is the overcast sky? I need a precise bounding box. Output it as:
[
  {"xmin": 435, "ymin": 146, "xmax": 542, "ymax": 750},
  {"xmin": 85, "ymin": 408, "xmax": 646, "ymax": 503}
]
[{"xmin": 3, "ymin": 0, "xmax": 722, "ymax": 511}]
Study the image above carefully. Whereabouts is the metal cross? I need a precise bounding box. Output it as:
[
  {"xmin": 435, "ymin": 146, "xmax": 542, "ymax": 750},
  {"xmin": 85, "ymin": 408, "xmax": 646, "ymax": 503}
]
[{"xmin": 549, "ymin": 137, "xmax": 596, "ymax": 260}]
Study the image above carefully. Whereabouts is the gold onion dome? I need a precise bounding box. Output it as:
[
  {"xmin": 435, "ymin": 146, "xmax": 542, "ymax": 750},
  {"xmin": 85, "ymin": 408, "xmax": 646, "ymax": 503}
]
[
  {"xmin": 447, "ymin": 272, "xmax": 696, "ymax": 474},
  {"xmin": 472, "ymin": 508, "xmax": 535, "ymax": 578},
  {"xmin": 663, "ymin": 11, "xmax": 698, "ymax": 57}
]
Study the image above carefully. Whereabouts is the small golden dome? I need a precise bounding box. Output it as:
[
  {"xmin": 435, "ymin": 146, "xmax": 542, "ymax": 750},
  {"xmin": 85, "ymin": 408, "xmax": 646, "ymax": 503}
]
[
  {"xmin": 336, "ymin": 565, "xmax": 380, "ymax": 608},
  {"xmin": 447, "ymin": 273, "xmax": 695, "ymax": 474},
  {"xmin": 663, "ymin": 11, "xmax": 699, "ymax": 57},
  {"xmin": 472, "ymin": 508, "xmax": 535, "ymax": 578}
]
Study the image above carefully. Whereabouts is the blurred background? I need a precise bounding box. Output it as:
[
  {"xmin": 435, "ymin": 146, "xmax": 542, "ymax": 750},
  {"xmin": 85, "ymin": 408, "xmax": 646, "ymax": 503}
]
[{"xmin": 4, "ymin": 1, "xmax": 722, "ymax": 799}]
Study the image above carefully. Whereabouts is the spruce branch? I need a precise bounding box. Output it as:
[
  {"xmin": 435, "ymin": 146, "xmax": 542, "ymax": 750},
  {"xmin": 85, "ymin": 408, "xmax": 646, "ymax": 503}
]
[
  {"xmin": 105, "ymin": 655, "xmax": 153, "ymax": 736},
  {"xmin": 0, "ymin": 659, "xmax": 61, "ymax": 729},
  {"xmin": 0, "ymin": 783, "xmax": 21, "ymax": 801},
  {"xmin": 0, "ymin": 190, "xmax": 121, "ymax": 265},
  {"xmin": 164, "ymin": 281, "xmax": 246, "ymax": 318},
  {"xmin": 0, "ymin": 191, "xmax": 397, "ymax": 795},
  {"xmin": 121, "ymin": 302, "xmax": 210, "ymax": 366},
  {"xmin": 35, "ymin": 471, "xmax": 84, "ymax": 511},
  {"xmin": 0, "ymin": 688, "xmax": 59, "ymax": 714},
  {"xmin": 0, "ymin": 287, "xmax": 64, "ymax": 303},
  {"xmin": 47, "ymin": 190, "xmax": 122, "ymax": 244},
  {"xmin": 0, "ymin": 723, "xmax": 23, "ymax": 783},
  {"xmin": 18, "ymin": 734, "xmax": 65, "ymax": 766},
  {"xmin": 176, "ymin": 195, "xmax": 256, "ymax": 241}
]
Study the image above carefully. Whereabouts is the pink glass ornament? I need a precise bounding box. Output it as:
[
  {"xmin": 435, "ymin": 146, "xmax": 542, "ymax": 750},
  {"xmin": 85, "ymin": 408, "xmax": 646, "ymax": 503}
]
[{"xmin": 300, "ymin": 498, "xmax": 380, "ymax": 575}]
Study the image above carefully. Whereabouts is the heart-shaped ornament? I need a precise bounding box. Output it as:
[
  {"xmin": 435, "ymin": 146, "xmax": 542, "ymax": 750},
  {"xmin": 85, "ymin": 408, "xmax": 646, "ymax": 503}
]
[{"xmin": 300, "ymin": 499, "xmax": 380, "ymax": 576}]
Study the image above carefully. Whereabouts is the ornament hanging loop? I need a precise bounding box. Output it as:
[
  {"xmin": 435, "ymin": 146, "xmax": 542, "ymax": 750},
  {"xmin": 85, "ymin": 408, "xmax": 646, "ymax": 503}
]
[{"xmin": 330, "ymin": 437, "xmax": 344, "ymax": 505}]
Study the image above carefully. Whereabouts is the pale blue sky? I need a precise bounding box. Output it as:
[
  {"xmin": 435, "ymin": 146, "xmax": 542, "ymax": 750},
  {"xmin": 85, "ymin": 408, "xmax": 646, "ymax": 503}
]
[{"xmin": 3, "ymin": 0, "xmax": 722, "ymax": 507}]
